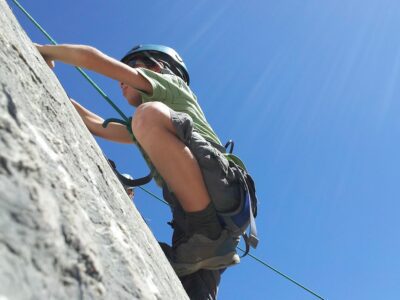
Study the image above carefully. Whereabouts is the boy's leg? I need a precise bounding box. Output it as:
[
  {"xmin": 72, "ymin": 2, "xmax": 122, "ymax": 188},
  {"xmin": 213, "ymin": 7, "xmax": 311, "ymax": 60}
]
[
  {"xmin": 132, "ymin": 102, "xmax": 211, "ymax": 212},
  {"xmin": 133, "ymin": 102, "xmax": 222, "ymax": 239},
  {"xmin": 133, "ymin": 102, "xmax": 239, "ymax": 275}
]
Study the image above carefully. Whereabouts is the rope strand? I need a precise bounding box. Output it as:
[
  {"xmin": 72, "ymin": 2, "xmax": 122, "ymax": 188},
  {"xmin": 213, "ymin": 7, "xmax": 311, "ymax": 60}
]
[
  {"xmin": 11, "ymin": 0, "xmax": 129, "ymax": 122},
  {"xmin": 236, "ymin": 247, "xmax": 325, "ymax": 300},
  {"xmin": 10, "ymin": 1, "xmax": 325, "ymax": 299}
]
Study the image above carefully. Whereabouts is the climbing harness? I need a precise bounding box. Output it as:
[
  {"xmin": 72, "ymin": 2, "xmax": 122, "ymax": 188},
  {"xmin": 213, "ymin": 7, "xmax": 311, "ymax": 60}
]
[
  {"xmin": 11, "ymin": 1, "xmax": 325, "ymax": 299},
  {"xmin": 218, "ymin": 140, "xmax": 259, "ymax": 257}
]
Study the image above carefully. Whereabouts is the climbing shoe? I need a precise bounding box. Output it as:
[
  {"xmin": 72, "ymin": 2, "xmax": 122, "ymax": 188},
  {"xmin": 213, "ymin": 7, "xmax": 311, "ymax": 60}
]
[{"xmin": 170, "ymin": 230, "xmax": 240, "ymax": 277}]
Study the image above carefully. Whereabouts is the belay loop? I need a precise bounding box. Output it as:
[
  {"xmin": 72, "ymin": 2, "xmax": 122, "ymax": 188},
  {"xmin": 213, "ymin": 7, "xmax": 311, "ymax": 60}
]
[{"xmin": 103, "ymin": 117, "xmax": 153, "ymax": 187}]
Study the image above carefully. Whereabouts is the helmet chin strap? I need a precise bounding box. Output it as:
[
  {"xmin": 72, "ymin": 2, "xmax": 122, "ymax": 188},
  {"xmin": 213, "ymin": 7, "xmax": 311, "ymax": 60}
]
[
  {"xmin": 147, "ymin": 56, "xmax": 174, "ymax": 76},
  {"xmin": 160, "ymin": 68, "xmax": 174, "ymax": 76}
]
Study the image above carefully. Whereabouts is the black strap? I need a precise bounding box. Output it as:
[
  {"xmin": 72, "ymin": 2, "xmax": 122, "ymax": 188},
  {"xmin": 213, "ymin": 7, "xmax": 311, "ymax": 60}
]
[
  {"xmin": 103, "ymin": 117, "xmax": 152, "ymax": 187},
  {"xmin": 107, "ymin": 159, "xmax": 152, "ymax": 187},
  {"xmin": 241, "ymin": 233, "xmax": 251, "ymax": 257},
  {"xmin": 224, "ymin": 139, "xmax": 235, "ymax": 154},
  {"xmin": 116, "ymin": 171, "xmax": 153, "ymax": 187}
]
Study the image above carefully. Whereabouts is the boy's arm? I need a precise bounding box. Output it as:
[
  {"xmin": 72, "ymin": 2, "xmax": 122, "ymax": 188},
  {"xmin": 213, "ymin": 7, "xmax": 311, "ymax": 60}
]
[
  {"xmin": 36, "ymin": 44, "xmax": 153, "ymax": 94},
  {"xmin": 70, "ymin": 99, "xmax": 134, "ymax": 144}
]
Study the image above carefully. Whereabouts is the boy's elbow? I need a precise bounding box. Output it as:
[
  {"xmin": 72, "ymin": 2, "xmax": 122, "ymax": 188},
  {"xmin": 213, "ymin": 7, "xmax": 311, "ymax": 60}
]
[
  {"xmin": 82, "ymin": 46, "xmax": 101, "ymax": 57},
  {"xmin": 76, "ymin": 46, "xmax": 102, "ymax": 67}
]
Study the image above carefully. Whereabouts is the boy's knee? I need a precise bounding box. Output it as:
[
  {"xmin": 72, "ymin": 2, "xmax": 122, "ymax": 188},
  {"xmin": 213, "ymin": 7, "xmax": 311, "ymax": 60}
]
[{"xmin": 131, "ymin": 102, "xmax": 170, "ymax": 139}]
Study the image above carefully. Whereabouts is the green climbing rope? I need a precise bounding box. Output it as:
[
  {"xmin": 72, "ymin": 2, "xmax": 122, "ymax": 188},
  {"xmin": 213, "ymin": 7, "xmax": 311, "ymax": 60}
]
[
  {"xmin": 11, "ymin": 1, "xmax": 325, "ymax": 299},
  {"xmin": 11, "ymin": 0, "xmax": 129, "ymax": 123}
]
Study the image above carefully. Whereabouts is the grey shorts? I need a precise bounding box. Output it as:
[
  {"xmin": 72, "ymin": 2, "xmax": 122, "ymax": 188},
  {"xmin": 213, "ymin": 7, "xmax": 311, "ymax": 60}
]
[{"xmin": 167, "ymin": 110, "xmax": 242, "ymax": 214}]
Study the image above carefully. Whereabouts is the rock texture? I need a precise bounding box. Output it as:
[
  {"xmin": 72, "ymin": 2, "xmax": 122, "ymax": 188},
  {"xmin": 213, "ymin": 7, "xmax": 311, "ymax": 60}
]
[{"xmin": 0, "ymin": 1, "xmax": 187, "ymax": 299}]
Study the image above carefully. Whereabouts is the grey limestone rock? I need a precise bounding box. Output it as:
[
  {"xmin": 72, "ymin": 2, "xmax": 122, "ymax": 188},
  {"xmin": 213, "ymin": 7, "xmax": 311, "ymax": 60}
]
[{"xmin": 0, "ymin": 1, "xmax": 187, "ymax": 299}]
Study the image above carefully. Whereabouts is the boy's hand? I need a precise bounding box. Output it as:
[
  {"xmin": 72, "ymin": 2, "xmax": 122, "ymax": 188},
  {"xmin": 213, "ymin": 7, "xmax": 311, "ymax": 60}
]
[{"xmin": 35, "ymin": 43, "xmax": 55, "ymax": 69}]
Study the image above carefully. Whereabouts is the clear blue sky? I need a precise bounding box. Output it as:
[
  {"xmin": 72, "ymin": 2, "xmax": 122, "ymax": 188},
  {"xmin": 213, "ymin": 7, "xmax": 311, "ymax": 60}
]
[{"xmin": 9, "ymin": 0, "xmax": 400, "ymax": 299}]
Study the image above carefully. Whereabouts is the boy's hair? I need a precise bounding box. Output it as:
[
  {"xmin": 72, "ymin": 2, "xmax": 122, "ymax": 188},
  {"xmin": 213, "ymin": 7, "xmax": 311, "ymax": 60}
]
[{"xmin": 121, "ymin": 44, "xmax": 190, "ymax": 85}]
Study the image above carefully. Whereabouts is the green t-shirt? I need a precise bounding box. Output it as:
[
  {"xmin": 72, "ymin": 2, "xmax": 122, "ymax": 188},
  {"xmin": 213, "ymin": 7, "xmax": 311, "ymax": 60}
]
[
  {"xmin": 135, "ymin": 68, "xmax": 222, "ymax": 186},
  {"xmin": 137, "ymin": 68, "xmax": 221, "ymax": 145}
]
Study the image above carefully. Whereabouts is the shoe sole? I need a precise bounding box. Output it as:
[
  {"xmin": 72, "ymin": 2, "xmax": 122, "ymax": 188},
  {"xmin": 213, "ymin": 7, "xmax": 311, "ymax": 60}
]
[{"xmin": 172, "ymin": 252, "xmax": 240, "ymax": 277}]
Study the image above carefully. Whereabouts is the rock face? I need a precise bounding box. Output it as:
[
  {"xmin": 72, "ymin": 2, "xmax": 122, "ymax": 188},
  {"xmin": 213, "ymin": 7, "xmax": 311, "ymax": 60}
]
[{"xmin": 0, "ymin": 1, "xmax": 187, "ymax": 299}]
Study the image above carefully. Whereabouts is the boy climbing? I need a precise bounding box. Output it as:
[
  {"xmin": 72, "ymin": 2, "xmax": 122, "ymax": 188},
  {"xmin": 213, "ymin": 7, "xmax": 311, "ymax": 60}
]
[{"xmin": 36, "ymin": 43, "xmax": 257, "ymax": 298}]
